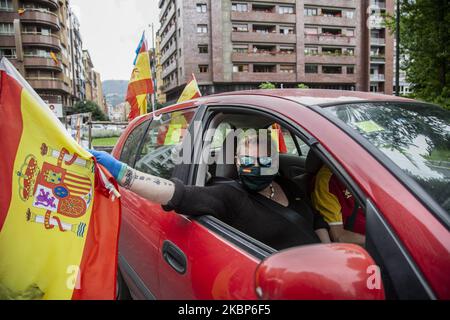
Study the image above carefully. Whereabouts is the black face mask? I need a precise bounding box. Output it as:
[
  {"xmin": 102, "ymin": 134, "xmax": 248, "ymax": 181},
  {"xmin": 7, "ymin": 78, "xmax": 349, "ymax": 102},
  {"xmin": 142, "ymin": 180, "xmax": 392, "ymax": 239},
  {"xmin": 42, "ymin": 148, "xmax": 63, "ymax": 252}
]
[{"xmin": 238, "ymin": 166, "xmax": 276, "ymax": 193}]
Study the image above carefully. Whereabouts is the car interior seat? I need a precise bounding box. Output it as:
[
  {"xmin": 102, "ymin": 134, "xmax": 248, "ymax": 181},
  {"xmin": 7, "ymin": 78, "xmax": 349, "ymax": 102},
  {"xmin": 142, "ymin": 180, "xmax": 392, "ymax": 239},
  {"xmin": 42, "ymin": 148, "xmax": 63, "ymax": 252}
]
[
  {"xmin": 213, "ymin": 132, "xmax": 239, "ymax": 182},
  {"xmin": 292, "ymin": 150, "xmax": 324, "ymax": 199}
]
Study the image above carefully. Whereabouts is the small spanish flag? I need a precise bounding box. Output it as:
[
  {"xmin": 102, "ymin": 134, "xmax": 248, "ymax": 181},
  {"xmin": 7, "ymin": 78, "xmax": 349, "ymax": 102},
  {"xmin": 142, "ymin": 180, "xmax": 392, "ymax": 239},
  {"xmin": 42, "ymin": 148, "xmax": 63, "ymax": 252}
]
[
  {"xmin": 50, "ymin": 52, "xmax": 59, "ymax": 66},
  {"xmin": 126, "ymin": 32, "xmax": 154, "ymax": 121},
  {"xmin": 0, "ymin": 57, "xmax": 121, "ymax": 300},
  {"xmin": 177, "ymin": 74, "xmax": 202, "ymax": 103}
]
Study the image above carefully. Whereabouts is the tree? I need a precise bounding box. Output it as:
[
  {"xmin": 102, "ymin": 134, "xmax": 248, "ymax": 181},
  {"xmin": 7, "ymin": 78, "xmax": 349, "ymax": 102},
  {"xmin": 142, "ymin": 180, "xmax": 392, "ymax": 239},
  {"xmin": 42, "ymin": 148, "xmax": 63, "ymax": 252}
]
[
  {"xmin": 259, "ymin": 82, "xmax": 276, "ymax": 89},
  {"xmin": 68, "ymin": 101, "xmax": 109, "ymax": 121},
  {"xmin": 297, "ymin": 83, "xmax": 310, "ymax": 89},
  {"xmin": 387, "ymin": 0, "xmax": 450, "ymax": 109}
]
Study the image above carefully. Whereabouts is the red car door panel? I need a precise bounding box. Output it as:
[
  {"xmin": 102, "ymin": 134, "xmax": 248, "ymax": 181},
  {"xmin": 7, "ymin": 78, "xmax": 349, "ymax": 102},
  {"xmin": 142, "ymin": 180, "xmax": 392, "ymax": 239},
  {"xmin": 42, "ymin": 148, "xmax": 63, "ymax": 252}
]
[
  {"xmin": 157, "ymin": 211, "xmax": 260, "ymax": 300},
  {"xmin": 119, "ymin": 188, "xmax": 165, "ymax": 299}
]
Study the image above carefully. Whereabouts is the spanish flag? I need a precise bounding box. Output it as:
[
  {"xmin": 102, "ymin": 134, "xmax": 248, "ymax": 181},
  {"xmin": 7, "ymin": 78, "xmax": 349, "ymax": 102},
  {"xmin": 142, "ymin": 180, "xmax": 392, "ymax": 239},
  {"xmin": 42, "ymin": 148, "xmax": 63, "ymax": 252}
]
[
  {"xmin": 0, "ymin": 58, "xmax": 121, "ymax": 300},
  {"xmin": 126, "ymin": 32, "xmax": 154, "ymax": 121},
  {"xmin": 177, "ymin": 74, "xmax": 202, "ymax": 103}
]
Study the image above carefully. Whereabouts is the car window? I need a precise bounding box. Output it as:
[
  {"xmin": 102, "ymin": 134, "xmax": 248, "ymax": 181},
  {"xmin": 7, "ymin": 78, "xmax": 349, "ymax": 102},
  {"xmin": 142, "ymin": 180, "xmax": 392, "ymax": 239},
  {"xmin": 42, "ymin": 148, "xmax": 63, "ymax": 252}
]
[
  {"xmin": 211, "ymin": 122, "xmax": 232, "ymax": 149},
  {"xmin": 325, "ymin": 102, "xmax": 450, "ymax": 213},
  {"xmin": 135, "ymin": 109, "xmax": 196, "ymax": 179},
  {"xmin": 119, "ymin": 120, "xmax": 150, "ymax": 167}
]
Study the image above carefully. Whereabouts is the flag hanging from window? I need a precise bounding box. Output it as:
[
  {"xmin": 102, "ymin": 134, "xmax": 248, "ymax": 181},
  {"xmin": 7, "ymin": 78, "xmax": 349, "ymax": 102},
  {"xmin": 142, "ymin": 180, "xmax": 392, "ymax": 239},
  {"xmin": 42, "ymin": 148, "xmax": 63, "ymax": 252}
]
[
  {"xmin": 126, "ymin": 32, "xmax": 154, "ymax": 121},
  {"xmin": 177, "ymin": 73, "xmax": 202, "ymax": 103},
  {"xmin": 0, "ymin": 57, "xmax": 121, "ymax": 300}
]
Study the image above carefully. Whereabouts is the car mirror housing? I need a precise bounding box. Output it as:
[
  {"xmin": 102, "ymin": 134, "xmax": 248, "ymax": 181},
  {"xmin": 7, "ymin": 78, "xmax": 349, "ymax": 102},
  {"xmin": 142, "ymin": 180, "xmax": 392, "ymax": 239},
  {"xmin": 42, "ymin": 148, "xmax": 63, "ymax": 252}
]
[{"xmin": 255, "ymin": 243, "xmax": 385, "ymax": 300}]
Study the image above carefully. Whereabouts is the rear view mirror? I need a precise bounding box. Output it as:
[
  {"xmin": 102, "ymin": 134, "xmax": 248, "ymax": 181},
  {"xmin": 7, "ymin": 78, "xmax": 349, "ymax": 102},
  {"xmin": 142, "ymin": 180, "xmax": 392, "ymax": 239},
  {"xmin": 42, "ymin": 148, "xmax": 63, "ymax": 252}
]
[{"xmin": 255, "ymin": 244, "xmax": 385, "ymax": 300}]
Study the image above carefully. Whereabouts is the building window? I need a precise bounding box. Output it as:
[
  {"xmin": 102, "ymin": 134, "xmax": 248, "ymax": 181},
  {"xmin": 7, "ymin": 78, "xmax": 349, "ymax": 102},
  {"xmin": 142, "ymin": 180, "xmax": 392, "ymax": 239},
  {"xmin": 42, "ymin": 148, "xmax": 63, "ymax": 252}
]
[
  {"xmin": 231, "ymin": 3, "xmax": 248, "ymax": 12},
  {"xmin": 278, "ymin": 5, "xmax": 294, "ymax": 14},
  {"xmin": 280, "ymin": 46, "xmax": 295, "ymax": 54},
  {"xmin": 233, "ymin": 44, "xmax": 248, "ymax": 53},
  {"xmin": 305, "ymin": 64, "xmax": 318, "ymax": 74},
  {"xmin": 347, "ymin": 66, "xmax": 355, "ymax": 74},
  {"xmin": 198, "ymin": 44, "xmax": 208, "ymax": 54},
  {"xmin": 199, "ymin": 65, "xmax": 209, "ymax": 73},
  {"xmin": 254, "ymin": 64, "xmax": 276, "ymax": 73},
  {"xmin": 322, "ymin": 47, "xmax": 343, "ymax": 55},
  {"xmin": 232, "ymin": 24, "xmax": 248, "ymax": 32},
  {"xmin": 280, "ymin": 65, "xmax": 295, "ymax": 73},
  {"xmin": 322, "ymin": 8, "xmax": 343, "ymax": 18},
  {"xmin": 304, "ymin": 46, "xmax": 319, "ymax": 55},
  {"xmin": 322, "ymin": 28, "xmax": 342, "ymax": 36},
  {"xmin": 323, "ymin": 66, "xmax": 343, "ymax": 74},
  {"xmin": 344, "ymin": 10, "xmax": 355, "ymax": 19},
  {"xmin": 197, "ymin": 24, "xmax": 208, "ymax": 33},
  {"xmin": 233, "ymin": 64, "xmax": 249, "ymax": 73},
  {"xmin": 304, "ymin": 7, "xmax": 318, "ymax": 16},
  {"xmin": 196, "ymin": 3, "xmax": 207, "ymax": 13},
  {"xmin": 344, "ymin": 48, "xmax": 355, "ymax": 56},
  {"xmin": 279, "ymin": 26, "xmax": 294, "ymax": 35},
  {"xmin": 0, "ymin": 0, "xmax": 13, "ymax": 11},
  {"xmin": 0, "ymin": 47, "xmax": 16, "ymax": 58},
  {"xmin": 0, "ymin": 22, "xmax": 14, "ymax": 35}
]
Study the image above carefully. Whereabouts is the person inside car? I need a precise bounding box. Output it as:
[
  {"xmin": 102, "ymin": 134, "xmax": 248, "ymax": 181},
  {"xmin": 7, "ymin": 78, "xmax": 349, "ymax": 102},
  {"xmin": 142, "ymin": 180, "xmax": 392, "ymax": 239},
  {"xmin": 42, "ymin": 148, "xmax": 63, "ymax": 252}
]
[
  {"xmin": 90, "ymin": 130, "xmax": 331, "ymax": 249},
  {"xmin": 311, "ymin": 165, "xmax": 366, "ymax": 246}
]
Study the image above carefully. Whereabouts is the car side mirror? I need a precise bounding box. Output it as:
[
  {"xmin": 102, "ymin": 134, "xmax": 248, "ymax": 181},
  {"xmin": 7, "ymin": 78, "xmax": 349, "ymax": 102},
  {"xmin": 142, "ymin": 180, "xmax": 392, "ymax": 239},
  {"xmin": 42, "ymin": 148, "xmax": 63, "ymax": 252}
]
[{"xmin": 255, "ymin": 244, "xmax": 385, "ymax": 300}]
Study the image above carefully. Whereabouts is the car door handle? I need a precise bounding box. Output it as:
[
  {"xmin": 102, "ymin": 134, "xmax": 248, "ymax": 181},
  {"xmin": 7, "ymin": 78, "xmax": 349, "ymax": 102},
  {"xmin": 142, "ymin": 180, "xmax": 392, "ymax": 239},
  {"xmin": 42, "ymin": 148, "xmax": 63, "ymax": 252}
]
[{"xmin": 162, "ymin": 241, "xmax": 187, "ymax": 275}]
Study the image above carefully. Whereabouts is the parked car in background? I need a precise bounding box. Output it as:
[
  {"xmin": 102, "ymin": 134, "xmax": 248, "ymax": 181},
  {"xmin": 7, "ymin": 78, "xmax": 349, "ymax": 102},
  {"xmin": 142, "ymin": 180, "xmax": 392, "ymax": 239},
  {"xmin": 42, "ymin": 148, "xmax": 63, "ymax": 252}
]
[{"xmin": 111, "ymin": 89, "xmax": 450, "ymax": 300}]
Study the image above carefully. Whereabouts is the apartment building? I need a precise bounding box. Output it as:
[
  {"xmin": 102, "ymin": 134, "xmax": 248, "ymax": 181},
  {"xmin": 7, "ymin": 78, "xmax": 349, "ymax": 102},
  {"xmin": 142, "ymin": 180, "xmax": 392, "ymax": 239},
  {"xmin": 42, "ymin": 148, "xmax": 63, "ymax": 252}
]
[
  {"xmin": 0, "ymin": 0, "xmax": 106, "ymax": 114},
  {"xmin": 158, "ymin": 0, "xmax": 394, "ymax": 102},
  {"xmin": 0, "ymin": 0, "xmax": 74, "ymax": 110}
]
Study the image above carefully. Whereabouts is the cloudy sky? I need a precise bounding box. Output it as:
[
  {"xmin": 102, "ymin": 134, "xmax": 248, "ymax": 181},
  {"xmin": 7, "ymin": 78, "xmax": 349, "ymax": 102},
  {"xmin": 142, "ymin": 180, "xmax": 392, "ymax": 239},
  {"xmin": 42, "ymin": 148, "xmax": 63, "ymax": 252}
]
[{"xmin": 70, "ymin": 0, "xmax": 160, "ymax": 81}]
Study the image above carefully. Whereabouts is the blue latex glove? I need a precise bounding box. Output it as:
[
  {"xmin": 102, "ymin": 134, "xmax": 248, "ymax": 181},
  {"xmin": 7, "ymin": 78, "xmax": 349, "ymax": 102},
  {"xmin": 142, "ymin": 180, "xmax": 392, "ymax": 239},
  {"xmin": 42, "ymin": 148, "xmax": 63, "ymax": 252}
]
[{"xmin": 88, "ymin": 149, "xmax": 127, "ymax": 181}]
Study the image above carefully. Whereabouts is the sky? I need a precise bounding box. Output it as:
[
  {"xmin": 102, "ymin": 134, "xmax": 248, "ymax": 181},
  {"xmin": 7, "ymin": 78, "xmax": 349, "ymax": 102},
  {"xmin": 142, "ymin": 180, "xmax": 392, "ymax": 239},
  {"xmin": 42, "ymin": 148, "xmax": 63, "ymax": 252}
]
[{"xmin": 70, "ymin": 0, "xmax": 160, "ymax": 81}]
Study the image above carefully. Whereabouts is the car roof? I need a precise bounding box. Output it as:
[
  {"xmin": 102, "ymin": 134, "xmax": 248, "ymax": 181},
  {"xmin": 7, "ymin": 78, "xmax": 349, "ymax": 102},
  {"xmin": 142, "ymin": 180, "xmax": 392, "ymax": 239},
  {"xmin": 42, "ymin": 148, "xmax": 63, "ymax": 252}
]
[{"xmin": 207, "ymin": 89, "xmax": 415, "ymax": 107}]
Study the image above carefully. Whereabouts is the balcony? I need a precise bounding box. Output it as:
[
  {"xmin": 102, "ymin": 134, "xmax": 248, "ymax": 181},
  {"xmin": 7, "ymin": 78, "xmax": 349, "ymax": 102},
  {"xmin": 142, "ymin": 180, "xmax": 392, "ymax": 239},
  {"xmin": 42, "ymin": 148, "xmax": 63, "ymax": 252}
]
[
  {"xmin": 304, "ymin": 15, "xmax": 356, "ymax": 27},
  {"xmin": 160, "ymin": 44, "xmax": 177, "ymax": 65},
  {"xmin": 232, "ymin": 31, "xmax": 296, "ymax": 44},
  {"xmin": 24, "ymin": 56, "xmax": 62, "ymax": 71},
  {"xmin": 21, "ymin": 33, "xmax": 61, "ymax": 50},
  {"xmin": 162, "ymin": 80, "xmax": 179, "ymax": 92},
  {"xmin": 232, "ymin": 72, "xmax": 297, "ymax": 83},
  {"xmin": 27, "ymin": 78, "xmax": 70, "ymax": 92},
  {"xmin": 371, "ymin": 37, "xmax": 386, "ymax": 46},
  {"xmin": 304, "ymin": 73, "xmax": 356, "ymax": 83},
  {"xmin": 370, "ymin": 54, "xmax": 386, "ymax": 63},
  {"xmin": 232, "ymin": 52, "xmax": 296, "ymax": 63},
  {"xmin": 231, "ymin": 11, "xmax": 296, "ymax": 24},
  {"xmin": 162, "ymin": 62, "xmax": 177, "ymax": 79},
  {"xmin": 304, "ymin": 0, "xmax": 356, "ymax": 8},
  {"xmin": 305, "ymin": 33, "xmax": 356, "ymax": 46},
  {"xmin": 305, "ymin": 53, "xmax": 356, "ymax": 64},
  {"xmin": 370, "ymin": 74, "xmax": 385, "ymax": 82},
  {"xmin": 36, "ymin": 0, "xmax": 59, "ymax": 10},
  {"xmin": 160, "ymin": 24, "xmax": 176, "ymax": 49},
  {"xmin": 159, "ymin": 5, "xmax": 176, "ymax": 33},
  {"xmin": 20, "ymin": 9, "xmax": 60, "ymax": 30},
  {"xmin": 0, "ymin": 34, "xmax": 15, "ymax": 46}
]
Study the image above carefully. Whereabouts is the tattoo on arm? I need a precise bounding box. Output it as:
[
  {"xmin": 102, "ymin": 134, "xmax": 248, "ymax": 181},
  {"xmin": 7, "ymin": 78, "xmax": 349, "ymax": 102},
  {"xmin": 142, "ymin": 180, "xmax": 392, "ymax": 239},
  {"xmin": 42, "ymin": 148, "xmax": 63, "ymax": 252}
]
[
  {"xmin": 122, "ymin": 168, "xmax": 137, "ymax": 190},
  {"xmin": 121, "ymin": 167, "xmax": 175, "ymax": 191}
]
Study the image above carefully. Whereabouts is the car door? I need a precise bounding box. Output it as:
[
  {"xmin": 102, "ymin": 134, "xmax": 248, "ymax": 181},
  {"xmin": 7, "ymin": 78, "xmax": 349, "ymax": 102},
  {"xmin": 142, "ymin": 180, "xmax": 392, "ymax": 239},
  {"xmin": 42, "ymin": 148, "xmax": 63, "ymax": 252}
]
[
  {"xmin": 148, "ymin": 105, "xmax": 278, "ymax": 300},
  {"xmin": 113, "ymin": 117, "xmax": 164, "ymax": 300}
]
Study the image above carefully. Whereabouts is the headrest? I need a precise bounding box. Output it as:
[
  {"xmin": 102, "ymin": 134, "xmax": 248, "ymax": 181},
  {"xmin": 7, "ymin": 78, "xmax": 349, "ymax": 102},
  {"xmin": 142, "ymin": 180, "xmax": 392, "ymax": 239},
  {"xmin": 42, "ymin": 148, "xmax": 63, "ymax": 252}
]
[
  {"xmin": 305, "ymin": 150, "xmax": 323, "ymax": 174},
  {"xmin": 215, "ymin": 132, "xmax": 238, "ymax": 180}
]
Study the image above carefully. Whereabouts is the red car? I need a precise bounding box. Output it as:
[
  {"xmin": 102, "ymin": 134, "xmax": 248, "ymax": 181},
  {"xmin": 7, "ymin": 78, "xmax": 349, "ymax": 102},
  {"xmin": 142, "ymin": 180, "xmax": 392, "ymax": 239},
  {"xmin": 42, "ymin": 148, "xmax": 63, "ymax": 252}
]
[{"xmin": 111, "ymin": 89, "xmax": 450, "ymax": 300}]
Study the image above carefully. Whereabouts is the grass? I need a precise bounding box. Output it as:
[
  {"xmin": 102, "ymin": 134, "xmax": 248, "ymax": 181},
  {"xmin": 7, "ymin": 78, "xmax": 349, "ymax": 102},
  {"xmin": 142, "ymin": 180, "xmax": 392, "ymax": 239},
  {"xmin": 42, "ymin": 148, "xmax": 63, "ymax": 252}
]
[{"xmin": 92, "ymin": 137, "xmax": 119, "ymax": 147}]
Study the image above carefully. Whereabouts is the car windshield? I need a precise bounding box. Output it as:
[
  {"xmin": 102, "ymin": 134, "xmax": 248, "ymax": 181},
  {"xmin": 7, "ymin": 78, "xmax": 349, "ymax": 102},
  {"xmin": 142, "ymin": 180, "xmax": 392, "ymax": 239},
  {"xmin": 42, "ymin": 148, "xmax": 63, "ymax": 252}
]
[{"xmin": 324, "ymin": 102, "xmax": 450, "ymax": 214}]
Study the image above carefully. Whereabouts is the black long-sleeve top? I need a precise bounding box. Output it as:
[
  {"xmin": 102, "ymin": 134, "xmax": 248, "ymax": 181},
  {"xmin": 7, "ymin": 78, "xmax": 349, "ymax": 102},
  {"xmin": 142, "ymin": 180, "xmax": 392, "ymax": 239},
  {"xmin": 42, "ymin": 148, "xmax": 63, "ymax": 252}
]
[{"xmin": 163, "ymin": 177, "xmax": 328, "ymax": 250}]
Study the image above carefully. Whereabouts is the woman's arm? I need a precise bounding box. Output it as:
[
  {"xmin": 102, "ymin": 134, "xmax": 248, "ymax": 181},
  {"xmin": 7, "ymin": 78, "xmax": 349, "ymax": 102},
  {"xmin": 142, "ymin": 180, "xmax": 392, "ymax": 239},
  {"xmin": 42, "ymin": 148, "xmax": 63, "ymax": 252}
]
[
  {"xmin": 118, "ymin": 166, "xmax": 175, "ymax": 206},
  {"xmin": 90, "ymin": 150, "xmax": 175, "ymax": 205}
]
